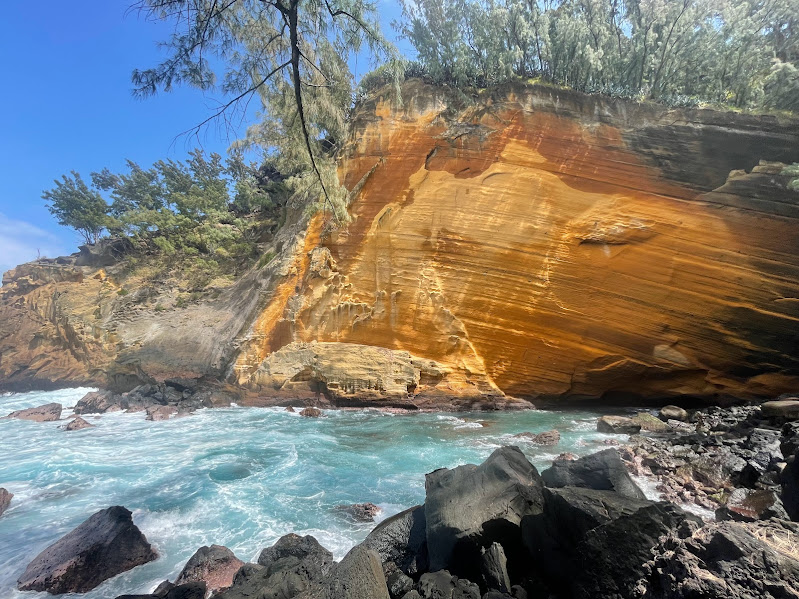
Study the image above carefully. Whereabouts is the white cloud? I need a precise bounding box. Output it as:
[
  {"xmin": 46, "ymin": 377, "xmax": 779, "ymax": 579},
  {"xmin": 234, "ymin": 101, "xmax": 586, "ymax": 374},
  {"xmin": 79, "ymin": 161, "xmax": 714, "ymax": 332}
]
[{"xmin": 0, "ymin": 213, "xmax": 69, "ymax": 279}]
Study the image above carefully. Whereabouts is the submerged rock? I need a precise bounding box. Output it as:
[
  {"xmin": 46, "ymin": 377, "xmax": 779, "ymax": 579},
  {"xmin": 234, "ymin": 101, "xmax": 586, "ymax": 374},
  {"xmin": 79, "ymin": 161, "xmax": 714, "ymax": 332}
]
[
  {"xmin": 514, "ymin": 430, "xmax": 560, "ymax": 446},
  {"xmin": 300, "ymin": 407, "xmax": 322, "ymax": 418},
  {"xmin": 0, "ymin": 488, "xmax": 12, "ymax": 517},
  {"xmin": 6, "ymin": 402, "xmax": 62, "ymax": 422},
  {"xmin": 17, "ymin": 506, "xmax": 157, "ymax": 594},
  {"xmin": 334, "ymin": 502, "xmax": 382, "ymax": 522},
  {"xmin": 540, "ymin": 449, "xmax": 646, "ymax": 500},
  {"xmin": 174, "ymin": 545, "xmax": 244, "ymax": 594},
  {"xmin": 63, "ymin": 416, "xmax": 93, "ymax": 431}
]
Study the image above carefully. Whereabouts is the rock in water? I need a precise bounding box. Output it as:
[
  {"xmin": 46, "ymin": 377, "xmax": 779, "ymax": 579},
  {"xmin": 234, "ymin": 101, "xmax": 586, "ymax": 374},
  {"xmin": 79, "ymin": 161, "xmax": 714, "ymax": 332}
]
[
  {"xmin": 73, "ymin": 390, "xmax": 120, "ymax": 414},
  {"xmin": 174, "ymin": 545, "xmax": 243, "ymax": 594},
  {"xmin": 300, "ymin": 407, "xmax": 322, "ymax": 418},
  {"xmin": 660, "ymin": 405, "xmax": 688, "ymax": 421},
  {"xmin": 540, "ymin": 448, "xmax": 646, "ymax": 500},
  {"xmin": 362, "ymin": 504, "xmax": 428, "ymax": 576},
  {"xmin": 334, "ymin": 502, "xmax": 382, "ymax": 522},
  {"xmin": 17, "ymin": 506, "xmax": 157, "ymax": 594},
  {"xmin": 64, "ymin": 416, "xmax": 93, "ymax": 431},
  {"xmin": 0, "ymin": 488, "xmax": 12, "ymax": 517},
  {"xmin": 326, "ymin": 545, "xmax": 390, "ymax": 599},
  {"xmin": 596, "ymin": 415, "xmax": 641, "ymax": 434},
  {"xmin": 424, "ymin": 446, "xmax": 544, "ymax": 575},
  {"xmin": 115, "ymin": 581, "xmax": 206, "ymax": 599},
  {"xmin": 514, "ymin": 430, "xmax": 560, "ymax": 446},
  {"xmin": 6, "ymin": 402, "xmax": 62, "ymax": 422}
]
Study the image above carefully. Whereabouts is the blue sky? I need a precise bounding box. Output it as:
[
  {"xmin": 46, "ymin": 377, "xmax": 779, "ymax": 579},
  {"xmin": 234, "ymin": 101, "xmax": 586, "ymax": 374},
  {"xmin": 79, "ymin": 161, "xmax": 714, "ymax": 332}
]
[{"xmin": 0, "ymin": 0, "xmax": 406, "ymax": 275}]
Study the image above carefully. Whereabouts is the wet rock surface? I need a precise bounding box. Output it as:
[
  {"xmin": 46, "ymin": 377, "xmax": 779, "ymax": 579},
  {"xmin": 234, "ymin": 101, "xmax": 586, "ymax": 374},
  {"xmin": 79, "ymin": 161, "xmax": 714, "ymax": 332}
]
[
  {"xmin": 334, "ymin": 502, "xmax": 382, "ymax": 522},
  {"xmin": 63, "ymin": 416, "xmax": 94, "ymax": 431},
  {"xmin": 0, "ymin": 488, "xmax": 12, "ymax": 517},
  {"xmin": 17, "ymin": 506, "xmax": 157, "ymax": 594},
  {"xmin": 5, "ymin": 402, "xmax": 62, "ymax": 422}
]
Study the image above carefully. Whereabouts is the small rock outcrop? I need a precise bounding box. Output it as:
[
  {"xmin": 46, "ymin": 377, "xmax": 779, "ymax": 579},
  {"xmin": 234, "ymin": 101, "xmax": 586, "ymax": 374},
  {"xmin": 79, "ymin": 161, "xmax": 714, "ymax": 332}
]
[
  {"xmin": 334, "ymin": 503, "xmax": 382, "ymax": 522},
  {"xmin": 540, "ymin": 449, "xmax": 646, "ymax": 500},
  {"xmin": 515, "ymin": 430, "xmax": 560, "ymax": 446},
  {"xmin": 0, "ymin": 488, "xmax": 13, "ymax": 517},
  {"xmin": 597, "ymin": 416, "xmax": 641, "ymax": 435},
  {"xmin": 659, "ymin": 405, "xmax": 688, "ymax": 421},
  {"xmin": 6, "ymin": 403, "xmax": 62, "ymax": 422},
  {"xmin": 174, "ymin": 545, "xmax": 244, "ymax": 594},
  {"xmin": 17, "ymin": 506, "xmax": 157, "ymax": 594},
  {"xmin": 300, "ymin": 407, "xmax": 323, "ymax": 418},
  {"xmin": 64, "ymin": 416, "xmax": 94, "ymax": 431}
]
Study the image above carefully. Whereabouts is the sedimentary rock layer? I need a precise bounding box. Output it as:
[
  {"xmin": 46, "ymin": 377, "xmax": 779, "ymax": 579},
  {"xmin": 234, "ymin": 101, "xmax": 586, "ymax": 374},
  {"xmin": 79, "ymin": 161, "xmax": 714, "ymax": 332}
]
[{"xmin": 2, "ymin": 81, "xmax": 798, "ymax": 403}]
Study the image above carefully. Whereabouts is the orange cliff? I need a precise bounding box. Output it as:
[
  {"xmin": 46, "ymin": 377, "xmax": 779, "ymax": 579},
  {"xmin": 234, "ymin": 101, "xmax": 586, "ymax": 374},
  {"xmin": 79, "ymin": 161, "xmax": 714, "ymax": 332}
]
[{"xmin": 2, "ymin": 81, "xmax": 799, "ymax": 405}]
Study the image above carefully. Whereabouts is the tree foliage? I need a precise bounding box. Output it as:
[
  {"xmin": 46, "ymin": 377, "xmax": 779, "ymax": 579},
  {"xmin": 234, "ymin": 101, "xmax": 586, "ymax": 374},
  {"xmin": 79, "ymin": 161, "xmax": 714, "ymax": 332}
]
[
  {"xmin": 131, "ymin": 0, "xmax": 398, "ymax": 221},
  {"xmin": 397, "ymin": 0, "xmax": 799, "ymax": 110},
  {"xmin": 42, "ymin": 173, "xmax": 110, "ymax": 244}
]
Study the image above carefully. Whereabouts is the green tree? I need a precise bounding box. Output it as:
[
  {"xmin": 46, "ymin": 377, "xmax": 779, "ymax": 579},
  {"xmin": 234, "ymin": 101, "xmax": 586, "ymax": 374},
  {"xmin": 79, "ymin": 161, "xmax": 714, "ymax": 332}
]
[
  {"xmin": 42, "ymin": 172, "xmax": 110, "ymax": 244},
  {"xmin": 131, "ymin": 0, "xmax": 399, "ymax": 221}
]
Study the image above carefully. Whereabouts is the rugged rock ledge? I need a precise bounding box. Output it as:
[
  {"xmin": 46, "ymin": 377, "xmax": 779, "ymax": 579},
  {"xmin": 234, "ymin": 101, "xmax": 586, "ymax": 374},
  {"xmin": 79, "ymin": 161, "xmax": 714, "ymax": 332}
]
[{"xmin": 1, "ymin": 81, "xmax": 798, "ymax": 404}]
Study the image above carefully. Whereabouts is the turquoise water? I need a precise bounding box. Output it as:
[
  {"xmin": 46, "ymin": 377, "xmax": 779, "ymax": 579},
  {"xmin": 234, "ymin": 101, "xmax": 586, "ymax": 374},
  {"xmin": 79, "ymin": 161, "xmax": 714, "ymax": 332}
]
[{"xmin": 0, "ymin": 388, "xmax": 620, "ymax": 598}]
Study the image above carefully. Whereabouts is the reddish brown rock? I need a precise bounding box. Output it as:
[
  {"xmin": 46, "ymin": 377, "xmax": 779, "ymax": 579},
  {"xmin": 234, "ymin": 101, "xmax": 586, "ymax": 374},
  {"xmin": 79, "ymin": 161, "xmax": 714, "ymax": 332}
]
[
  {"xmin": 334, "ymin": 503, "xmax": 382, "ymax": 522},
  {"xmin": 6, "ymin": 403, "xmax": 62, "ymax": 422},
  {"xmin": 174, "ymin": 545, "xmax": 244, "ymax": 594},
  {"xmin": 17, "ymin": 506, "xmax": 157, "ymax": 594},
  {"xmin": 300, "ymin": 407, "xmax": 322, "ymax": 418},
  {"xmin": 0, "ymin": 488, "xmax": 12, "ymax": 517},
  {"xmin": 64, "ymin": 416, "xmax": 93, "ymax": 431},
  {"xmin": 146, "ymin": 406, "xmax": 177, "ymax": 421}
]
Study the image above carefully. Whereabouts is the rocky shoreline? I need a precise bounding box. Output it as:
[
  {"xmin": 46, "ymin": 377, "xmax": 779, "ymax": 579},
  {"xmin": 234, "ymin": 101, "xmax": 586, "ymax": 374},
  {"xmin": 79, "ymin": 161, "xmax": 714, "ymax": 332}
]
[{"xmin": 4, "ymin": 395, "xmax": 799, "ymax": 598}]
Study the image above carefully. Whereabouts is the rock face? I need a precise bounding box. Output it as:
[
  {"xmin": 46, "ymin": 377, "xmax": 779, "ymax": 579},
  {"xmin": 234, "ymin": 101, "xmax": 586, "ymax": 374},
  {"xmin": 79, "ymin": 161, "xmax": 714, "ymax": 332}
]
[
  {"xmin": 0, "ymin": 488, "xmax": 12, "ymax": 517},
  {"xmin": 2, "ymin": 81, "xmax": 799, "ymax": 404},
  {"xmin": 362, "ymin": 504, "xmax": 428, "ymax": 576},
  {"xmin": 174, "ymin": 545, "xmax": 244, "ymax": 594},
  {"xmin": 541, "ymin": 449, "xmax": 646, "ymax": 500},
  {"xmin": 17, "ymin": 506, "xmax": 157, "ymax": 594},
  {"xmin": 6, "ymin": 403, "xmax": 62, "ymax": 422}
]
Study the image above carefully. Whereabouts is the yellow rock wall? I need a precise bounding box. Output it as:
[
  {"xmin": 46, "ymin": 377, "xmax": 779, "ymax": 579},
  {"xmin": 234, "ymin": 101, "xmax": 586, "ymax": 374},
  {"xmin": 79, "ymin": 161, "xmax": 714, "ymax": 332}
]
[{"xmin": 234, "ymin": 82, "xmax": 799, "ymax": 403}]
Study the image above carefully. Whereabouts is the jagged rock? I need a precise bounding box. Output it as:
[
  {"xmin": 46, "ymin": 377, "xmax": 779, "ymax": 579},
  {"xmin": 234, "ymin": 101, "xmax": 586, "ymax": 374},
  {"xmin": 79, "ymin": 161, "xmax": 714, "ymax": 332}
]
[
  {"xmin": 219, "ymin": 534, "xmax": 333, "ymax": 599},
  {"xmin": 362, "ymin": 505, "xmax": 428, "ymax": 576},
  {"xmin": 514, "ymin": 430, "xmax": 560, "ymax": 446},
  {"xmin": 0, "ymin": 488, "xmax": 12, "ymax": 517},
  {"xmin": 782, "ymin": 451, "xmax": 799, "ymax": 521},
  {"xmin": 326, "ymin": 545, "xmax": 390, "ymax": 599},
  {"xmin": 174, "ymin": 545, "xmax": 244, "ymax": 594},
  {"xmin": 659, "ymin": 405, "xmax": 689, "ymax": 421},
  {"xmin": 596, "ymin": 416, "xmax": 641, "ymax": 435},
  {"xmin": 387, "ymin": 569, "xmax": 414, "ymax": 598},
  {"xmin": 334, "ymin": 502, "xmax": 382, "ymax": 522},
  {"xmin": 418, "ymin": 571, "xmax": 480, "ymax": 599},
  {"xmin": 638, "ymin": 519, "xmax": 799, "ymax": 598},
  {"xmin": 572, "ymin": 502, "xmax": 699, "ymax": 599},
  {"xmin": 521, "ymin": 486, "xmax": 653, "ymax": 585},
  {"xmin": 540, "ymin": 449, "xmax": 646, "ymax": 500},
  {"xmin": 480, "ymin": 543, "xmax": 510, "ymax": 593},
  {"xmin": 17, "ymin": 506, "xmax": 157, "ymax": 594},
  {"xmin": 286, "ymin": 406, "xmax": 296, "ymax": 413},
  {"xmin": 716, "ymin": 488, "xmax": 787, "ymax": 521},
  {"xmin": 424, "ymin": 446, "xmax": 544, "ymax": 576},
  {"xmin": 300, "ymin": 407, "xmax": 322, "ymax": 418},
  {"xmin": 74, "ymin": 390, "xmax": 121, "ymax": 414},
  {"xmin": 64, "ymin": 416, "xmax": 93, "ymax": 431},
  {"xmin": 6, "ymin": 402, "xmax": 62, "ymax": 422},
  {"xmin": 146, "ymin": 406, "xmax": 178, "ymax": 421}
]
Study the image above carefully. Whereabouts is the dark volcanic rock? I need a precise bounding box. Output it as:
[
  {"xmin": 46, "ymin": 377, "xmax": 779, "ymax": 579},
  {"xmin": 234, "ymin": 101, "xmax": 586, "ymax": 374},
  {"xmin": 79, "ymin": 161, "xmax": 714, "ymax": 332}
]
[
  {"xmin": 334, "ymin": 502, "xmax": 382, "ymax": 522},
  {"xmin": 300, "ymin": 407, "xmax": 323, "ymax": 418},
  {"xmin": 716, "ymin": 488, "xmax": 787, "ymax": 521},
  {"xmin": 17, "ymin": 506, "xmax": 157, "ymax": 594},
  {"xmin": 782, "ymin": 451, "xmax": 799, "ymax": 521},
  {"xmin": 326, "ymin": 545, "xmax": 390, "ymax": 599},
  {"xmin": 540, "ymin": 449, "xmax": 646, "ymax": 500},
  {"xmin": 480, "ymin": 543, "xmax": 510, "ymax": 594},
  {"xmin": 6, "ymin": 402, "xmax": 62, "ymax": 422},
  {"xmin": 257, "ymin": 533, "xmax": 334, "ymax": 574},
  {"xmin": 64, "ymin": 416, "xmax": 94, "ymax": 431},
  {"xmin": 417, "ymin": 570, "xmax": 480, "ymax": 599},
  {"xmin": 0, "ymin": 488, "xmax": 12, "ymax": 517},
  {"xmin": 174, "ymin": 545, "xmax": 244, "ymax": 594},
  {"xmin": 572, "ymin": 502, "xmax": 699, "ymax": 599},
  {"xmin": 362, "ymin": 505, "xmax": 428, "ymax": 576},
  {"xmin": 115, "ymin": 581, "xmax": 207, "ymax": 599},
  {"xmin": 424, "ymin": 446, "xmax": 544, "ymax": 576},
  {"xmin": 639, "ymin": 519, "xmax": 799, "ymax": 598},
  {"xmin": 74, "ymin": 390, "xmax": 121, "ymax": 414},
  {"xmin": 596, "ymin": 415, "xmax": 641, "ymax": 434}
]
